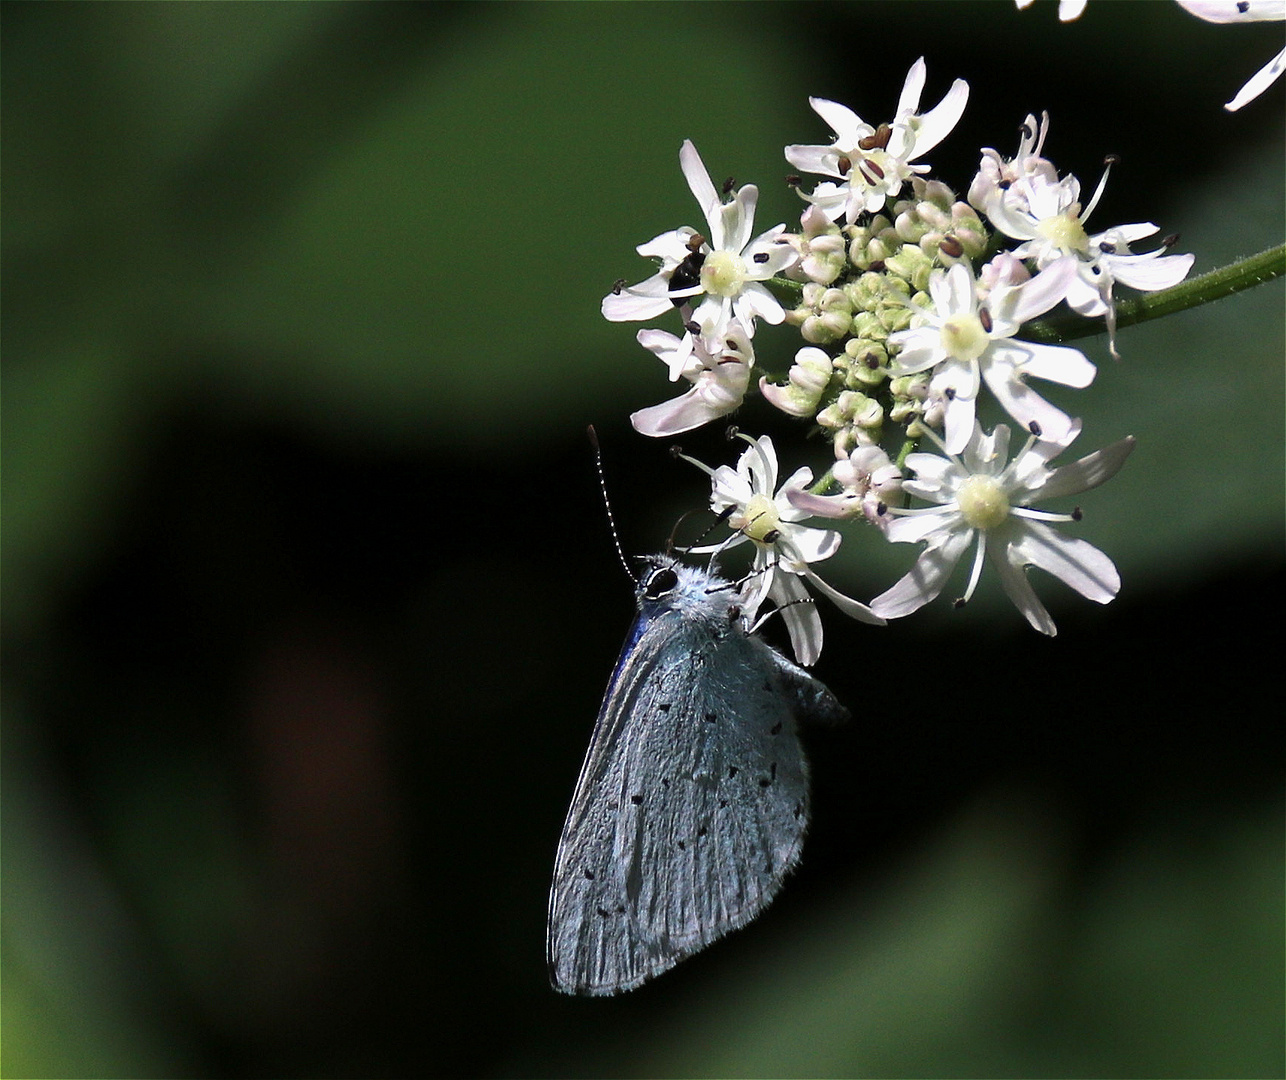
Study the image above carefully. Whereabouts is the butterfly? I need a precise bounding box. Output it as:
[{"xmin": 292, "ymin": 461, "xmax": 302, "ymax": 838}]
[{"xmin": 547, "ymin": 555, "xmax": 847, "ymax": 995}]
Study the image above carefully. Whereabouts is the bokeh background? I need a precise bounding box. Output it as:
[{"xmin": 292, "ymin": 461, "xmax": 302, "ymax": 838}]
[{"xmin": 4, "ymin": 3, "xmax": 1283, "ymax": 1077}]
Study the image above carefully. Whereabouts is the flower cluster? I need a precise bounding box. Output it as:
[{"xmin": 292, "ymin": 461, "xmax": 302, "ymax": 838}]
[{"xmin": 601, "ymin": 58, "xmax": 1200, "ymax": 660}]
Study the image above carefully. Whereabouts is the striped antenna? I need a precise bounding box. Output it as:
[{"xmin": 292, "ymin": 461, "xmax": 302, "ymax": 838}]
[{"xmin": 587, "ymin": 426, "xmax": 634, "ymax": 581}]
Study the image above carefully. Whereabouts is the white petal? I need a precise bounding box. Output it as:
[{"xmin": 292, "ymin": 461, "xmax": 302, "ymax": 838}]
[
  {"xmin": 781, "ymin": 524, "xmax": 840, "ymax": 564},
  {"xmin": 941, "ymin": 392, "xmax": 980, "ymax": 456},
  {"xmin": 895, "ymin": 57, "xmax": 927, "ymax": 117},
  {"xmin": 909, "ymin": 78, "xmax": 970, "ymax": 158},
  {"xmin": 1108, "ymin": 251, "xmax": 1195, "ymax": 292},
  {"xmin": 1008, "ymin": 341, "xmax": 1097, "ymax": 389},
  {"xmin": 772, "ymin": 571, "xmax": 823, "ymax": 667},
  {"xmin": 870, "ymin": 528, "xmax": 973, "ymax": 618},
  {"xmin": 733, "ymin": 283, "xmax": 786, "ymax": 326},
  {"xmin": 680, "ymin": 140, "xmax": 719, "ymax": 220},
  {"xmin": 637, "ymin": 228, "xmax": 698, "ymax": 261},
  {"xmin": 783, "ymin": 143, "xmax": 845, "ymax": 177},
  {"xmin": 808, "ymin": 97, "xmax": 866, "ymax": 144},
  {"xmin": 883, "ymin": 508, "xmax": 958, "ymax": 545},
  {"xmin": 1226, "ymin": 45, "xmax": 1286, "ymax": 110},
  {"xmin": 1009, "ymin": 257, "xmax": 1078, "ymax": 323},
  {"xmin": 1035, "ymin": 436, "xmax": 1135, "ymax": 499},
  {"xmin": 799, "ymin": 566, "xmax": 886, "ymax": 626},
  {"xmin": 601, "ymin": 284, "xmax": 674, "ymax": 322},
  {"xmin": 988, "ymin": 542, "xmax": 1057, "ymax": 635},
  {"xmin": 1175, "ymin": 0, "xmax": 1285, "ymax": 24},
  {"xmin": 630, "ymin": 387, "xmax": 731, "ymax": 437},
  {"xmin": 1005, "ymin": 520, "xmax": 1121, "ymax": 604},
  {"xmin": 982, "ymin": 362, "xmax": 1076, "ymax": 446}
]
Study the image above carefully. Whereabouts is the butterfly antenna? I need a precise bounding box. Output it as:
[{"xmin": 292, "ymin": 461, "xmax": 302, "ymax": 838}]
[{"xmin": 587, "ymin": 426, "xmax": 634, "ymax": 581}]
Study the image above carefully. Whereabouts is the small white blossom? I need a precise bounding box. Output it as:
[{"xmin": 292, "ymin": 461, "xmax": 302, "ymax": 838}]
[
  {"xmin": 630, "ymin": 320, "xmax": 754, "ymax": 437},
  {"xmin": 981, "ymin": 158, "xmax": 1194, "ymax": 357},
  {"xmin": 1175, "ymin": 0, "xmax": 1285, "ymax": 110},
  {"xmin": 784, "ymin": 58, "xmax": 969, "ymax": 223},
  {"xmin": 683, "ymin": 434, "xmax": 884, "ymax": 665},
  {"xmin": 967, "ymin": 112, "xmax": 1059, "ymax": 211},
  {"xmin": 602, "ymin": 140, "xmax": 796, "ymax": 348},
  {"xmin": 786, "ymin": 443, "xmax": 903, "ymax": 525},
  {"xmin": 870, "ymin": 421, "xmax": 1134, "ymax": 635},
  {"xmin": 888, "ymin": 256, "xmax": 1095, "ymax": 454},
  {"xmin": 759, "ymin": 345, "xmax": 835, "ymax": 418}
]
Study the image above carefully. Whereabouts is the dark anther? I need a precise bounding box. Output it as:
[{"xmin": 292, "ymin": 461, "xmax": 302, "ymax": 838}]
[
  {"xmin": 1099, "ymin": 241, "xmax": 1117, "ymax": 254},
  {"xmin": 953, "ymin": 596, "xmax": 968, "ymax": 609},
  {"xmin": 1104, "ymin": 153, "xmax": 1120, "ymax": 166},
  {"xmin": 1161, "ymin": 232, "xmax": 1180, "ymax": 249},
  {"xmin": 865, "ymin": 351, "xmax": 880, "ymax": 368},
  {"xmin": 860, "ymin": 159, "xmax": 885, "ymax": 182},
  {"xmin": 1071, "ymin": 506, "xmax": 1083, "ymax": 521},
  {"xmin": 836, "ymin": 154, "xmax": 852, "ymax": 175},
  {"xmin": 1028, "ymin": 420, "xmax": 1043, "ymax": 437},
  {"xmin": 999, "ymin": 179, "xmax": 1011, "ymax": 190},
  {"xmin": 669, "ymin": 444, "xmax": 684, "ymax": 459},
  {"xmin": 944, "ymin": 387, "xmax": 957, "ymax": 400},
  {"xmin": 722, "ymin": 176, "xmax": 736, "ymax": 195},
  {"xmin": 1237, "ymin": 0, "xmax": 1250, "ymax": 10},
  {"xmin": 724, "ymin": 425, "xmax": 740, "ymax": 441},
  {"xmin": 753, "ymin": 251, "xmax": 770, "ymax": 263},
  {"xmin": 785, "ymin": 173, "xmax": 802, "ymax": 188},
  {"xmin": 876, "ymin": 501, "xmax": 887, "ymax": 516},
  {"xmin": 978, "ymin": 307, "xmax": 993, "ymax": 333},
  {"xmin": 762, "ymin": 528, "xmax": 781, "ymax": 545},
  {"xmin": 685, "ymin": 319, "xmax": 700, "ymax": 335},
  {"xmin": 859, "ymin": 124, "xmax": 892, "ymax": 151},
  {"xmin": 939, "ymin": 235, "xmax": 964, "ymax": 259},
  {"xmin": 611, "ymin": 278, "xmax": 626, "ymax": 294},
  {"xmin": 687, "ymin": 232, "xmax": 706, "ymax": 253}
]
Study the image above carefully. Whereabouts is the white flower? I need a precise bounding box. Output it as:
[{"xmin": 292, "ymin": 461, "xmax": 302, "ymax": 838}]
[
  {"xmin": 887, "ymin": 256, "xmax": 1095, "ymax": 454},
  {"xmin": 784, "ymin": 58, "xmax": 969, "ymax": 223},
  {"xmin": 967, "ymin": 112, "xmax": 1059, "ymax": 211},
  {"xmin": 1175, "ymin": 0, "xmax": 1285, "ymax": 110},
  {"xmin": 630, "ymin": 320, "xmax": 754, "ymax": 437},
  {"xmin": 982, "ymin": 159, "xmax": 1194, "ymax": 358},
  {"xmin": 602, "ymin": 140, "xmax": 796, "ymax": 347},
  {"xmin": 786, "ymin": 443, "xmax": 903, "ymax": 525},
  {"xmin": 683, "ymin": 434, "xmax": 884, "ymax": 666},
  {"xmin": 870, "ymin": 421, "xmax": 1135, "ymax": 635},
  {"xmin": 759, "ymin": 345, "xmax": 835, "ymax": 418}
]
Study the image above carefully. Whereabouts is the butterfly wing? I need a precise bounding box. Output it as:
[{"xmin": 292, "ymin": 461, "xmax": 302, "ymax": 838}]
[{"xmin": 547, "ymin": 603, "xmax": 825, "ymax": 995}]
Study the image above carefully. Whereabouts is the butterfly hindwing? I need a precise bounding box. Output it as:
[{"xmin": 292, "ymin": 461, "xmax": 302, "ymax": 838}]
[{"xmin": 548, "ymin": 558, "xmax": 843, "ymax": 995}]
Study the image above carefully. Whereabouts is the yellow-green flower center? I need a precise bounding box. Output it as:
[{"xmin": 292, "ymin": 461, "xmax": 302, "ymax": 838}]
[
  {"xmin": 1036, "ymin": 211, "xmax": 1090, "ymax": 256},
  {"xmin": 701, "ymin": 250, "xmax": 748, "ymax": 298},
  {"xmin": 956, "ymin": 475, "xmax": 1010, "ymax": 530},
  {"xmin": 940, "ymin": 312, "xmax": 990, "ymax": 362},
  {"xmin": 732, "ymin": 493, "xmax": 781, "ymax": 543}
]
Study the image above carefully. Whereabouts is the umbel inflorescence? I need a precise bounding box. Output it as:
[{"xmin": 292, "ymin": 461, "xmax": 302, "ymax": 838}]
[{"xmin": 602, "ymin": 57, "xmax": 1198, "ymax": 661}]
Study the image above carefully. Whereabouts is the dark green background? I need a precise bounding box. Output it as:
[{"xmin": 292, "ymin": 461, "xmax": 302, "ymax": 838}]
[{"xmin": 4, "ymin": 3, "xmax": 1283, "ymax": 1077}]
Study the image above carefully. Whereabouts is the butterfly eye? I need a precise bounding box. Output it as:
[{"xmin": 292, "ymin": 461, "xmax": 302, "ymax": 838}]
[{"xmin": 643, "ymin": 567, "xmax": 679, "ymax": 600}]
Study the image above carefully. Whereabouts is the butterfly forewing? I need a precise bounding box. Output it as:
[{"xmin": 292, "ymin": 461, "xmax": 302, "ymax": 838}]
[{"xmin": 548, "ymin": 559, "xmax": 836, "ymax": 996}]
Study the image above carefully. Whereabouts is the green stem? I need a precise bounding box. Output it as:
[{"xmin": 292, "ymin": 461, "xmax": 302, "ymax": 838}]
[{"xmin": 1018, "ymin": 243, "xmax": 1286, "ymax": 345}]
